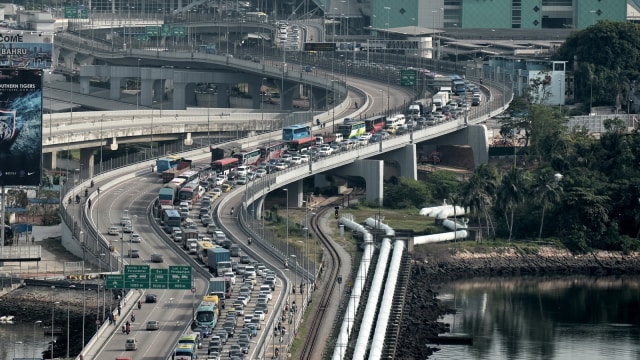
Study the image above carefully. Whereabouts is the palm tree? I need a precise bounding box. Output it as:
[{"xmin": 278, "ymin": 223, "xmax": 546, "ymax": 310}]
[
  {"xmin": 496, "ymin": 167, "xmax": 528, "ymax": 241},
  {"xmin": 533, "ymin": 171, "xmax": 563, "ymax": 240},
  {"xmin": 460, "ymin": 165, "xmax": 499, "ymax": 241}
]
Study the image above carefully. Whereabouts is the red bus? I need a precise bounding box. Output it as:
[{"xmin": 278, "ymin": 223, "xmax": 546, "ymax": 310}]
[
  {"xmin": 259, "ymin": 141, "xmax": 286, "ymax": 162},
  {"xmin": 287, "ymin": 136, "xmax": 316, "ymax": 152},
  {"xmin": 233, "ymin": 148, "xmax": 262, "ymax": 167},
  {"xmin": 364, "ymin": 115, "xmax": 387, "ymax": 134},
  {"xmin": 178, "ymin": 181, "xmax": 202, "ymax": 208},
  {"xmin": 212, "ymin": 157, "xmax": 239, "ymax": 175}
]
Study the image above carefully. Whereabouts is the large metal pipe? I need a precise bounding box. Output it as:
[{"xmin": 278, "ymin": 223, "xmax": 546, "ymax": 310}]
[
  {"xmin": 364, "ymin": 217, "xmax": 395, "ymax": 237},
  {"xmin": 368, "ymin": 240, "xmax": 405, "ymax": 360},
  {"xmin": 352, "ymin": 238, "xmax": 392, "ymax": 359},
  {"xmin": 339, "ymin": 216, "xmax": 373, "ymax": 243},
  {"xmin": 442, "ymin": 218, "xmax": 468, "ymax": 231},
  {"xmin": 414, "ymin": 230, "xmax": 468, "ymax": 245}
]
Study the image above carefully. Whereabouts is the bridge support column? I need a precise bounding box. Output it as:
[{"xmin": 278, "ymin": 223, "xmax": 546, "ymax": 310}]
[
  {"xmin": 216, "ymin": 84, "xmax": 230, "ymax": 108},
  {"xmin": 421, "ymin": 124, "xmax": 489, "ymax": 168},
  {"xmin": 109, "ymin": 76, "xmax": 123, "ymax": 100},
  {"xmin": 311, "ymin": 86, "xmax": 326, "ymax": 111},
  {"xmin": 340, "ymin": 160, "xmax": 384, "ymax": 204},
  {"xmin": 377, "ymin": 143, "xmax": 418, "ymax": 181},
  {"xmin": 80, "ymin": 148, "xmax": 95, "ymax": 179},
  {"xmin": 44, "ymin": 151, "xmax": 56, "ymax": 170},
  {"xmin": 249, "ymin": 80, "xmax": 262, "ymax": 109},
  {"xmin": 79, "ymin": 75, "xmax": 91, "ymax": 95},
  {"xmin": 277, "ymin": 81, "xmax": 296, "ymax": 111},
  {"xmin": 140, "ymin": 76, "xmax": 154, "ymax": 107},
  {"xmin": 173, "ymin": 81, "xmax": 187, "ymax": 110},
  {"xmin": 153, "ymin": 78, "xmax": 164, "ymax": 103},
  {"xmin": 253, "ymin": 195, "xmax": 266, "ymax": 220}
]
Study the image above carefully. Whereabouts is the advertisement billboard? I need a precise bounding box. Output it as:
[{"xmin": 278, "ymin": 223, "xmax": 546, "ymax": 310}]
[
  {"xmin": 0, "ymin": 69, "xmax": 43, "ymax": 186},
  {"xmin": 0, "ymin": 32, "xmax": 54, "ymax": 69}
]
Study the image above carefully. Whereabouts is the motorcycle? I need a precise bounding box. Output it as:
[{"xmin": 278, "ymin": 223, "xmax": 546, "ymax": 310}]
[
  {"xmin": 137, "ymin": 300, "xmax": 141, "ymax": 310},
  {"xmin": 248, "ymin": 238, "xmax": 252, "ymax": 245},
  {"xmin": 131, "ymin": 314, "xmax": 136, "ymax": 322}
]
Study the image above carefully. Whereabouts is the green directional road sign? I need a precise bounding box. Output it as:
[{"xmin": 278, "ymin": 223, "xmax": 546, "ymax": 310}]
[
  {"xmin": 168, "ymin": 266, "xmax": 192, "ymax": 290},
  {"xmin": 105, "ymin": 274, "xmax": 124, "ymax": 289},
  {"xmin": 161, "ymin": 24, "xmax": 173, "ymax": 37},
  {"xmin": 64, "ymin": 6, "xmax": 78, "ymax": 19},
  {"xmin": 173, "ymin": 26, "xmax": 187, "ymax": 37},
  {"xmin": 150, "ymin": 268, "xmax": 169, "ymax": 289},
  {"xmin": 145, "ymin": 26, "xmax": 160, "ymax": 36},
  {"xmin": 400, "ymin": 70, "xmax": 417, "ymax": 86},
  {"xmin": 137, "ymin": 35, "xmax": 150, "ymax": 41},
  {"xmin": 79, "ymin": 9, "xmax": 89, "ymax": 19},
  {"xmin": 124, "ymin": 265, "xmax": 150, "ymax": 289}
]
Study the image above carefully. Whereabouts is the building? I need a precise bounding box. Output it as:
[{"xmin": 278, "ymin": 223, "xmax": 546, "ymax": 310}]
[{"xmin": 369, "ymin": 0, "xmax": 628, "ymax": 30}]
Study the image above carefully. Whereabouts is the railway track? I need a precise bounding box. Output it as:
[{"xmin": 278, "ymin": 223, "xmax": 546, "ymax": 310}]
[{"xmin": 298, "ymin": 201, "xmax": 343, "ymax": 360}]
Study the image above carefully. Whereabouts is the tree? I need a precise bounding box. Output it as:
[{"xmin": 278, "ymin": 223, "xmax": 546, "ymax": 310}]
[
  {"xmin": 532, "ymin": 170, "xmax": 563, "ymax": 240},
  {"xmin": 554, "ymin": 21, "xmax": 640, "ymax": 108},
  {"xmin": 460, "ymin": 164, "xmax": 500, "ymax": 241},
  {"xmin": 496, "ymin": 167, "xmax": 529, "ymax": 242}
]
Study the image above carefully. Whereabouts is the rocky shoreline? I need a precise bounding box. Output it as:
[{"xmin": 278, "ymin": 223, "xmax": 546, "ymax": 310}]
[
  {"xmin": 0, "ymin": 282, "xmax": 109, "ymax": 359},
  {"xmin": 396, "ymin": 245, "xmax": 640, "ymax": 359}
]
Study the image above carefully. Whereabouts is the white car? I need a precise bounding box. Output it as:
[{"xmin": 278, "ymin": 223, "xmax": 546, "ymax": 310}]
[
  {"xmin": 253, "ymin": 310, "xmax": 265, "ymax": 321},
  {"xmin": 107, "ymin": 226, "xmax": 120, "ymax": 235},
  {"xmin": 211, "ymin": 187, "xmax": 222, "ymax": 196},
  {"xmin": 318, "ymin": 145, "xmax": 333, "ymax": 156},
  {"xmin": 224, "ymin": 272, "xmax": 236, "ymax": 285},
  {"xmin": 280, "ymin": 154, "xmax": 293, "ymax": 162},
  {"xmin": 290, "ymin": 156, "xmax": 302, "ymax": 165},
  {"xmin": 215, "ymin": 176, "xmax": 226, "ymax": 186},
  {"xmin": 360, "ymin": 132, "xmax": 373, "ymax": 141},
  {"xmin": 236, "ymin": 166, "xmax": 249, "ymax": 176},
  {"xmin": 299, "ymin": 154, "xmax": 310, "ymax": 163},
  {"xmin": 255, "ymin": 169, "xmax": 267, "ymax": 178},
  {"xmin": 131, "ymin": 233, "xmax": 142, "ymax": 243}
]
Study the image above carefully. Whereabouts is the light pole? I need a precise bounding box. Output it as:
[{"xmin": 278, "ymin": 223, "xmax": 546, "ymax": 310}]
[
  {"xmin": 51, "ymin": 300, "xmax": 60, "ymax": 360},
  {"xmin": 283, "ymin": 189, "xmax": 289, "ymax": 271},
  {"xmin": 33, "ymin": 320, "xmax": 42, "ymax": 360},
  {"xmin": 99, "ymin": 253, "xmax": 106, "ymax": 323},
  {"xmin": 384, "ymin": 6, "xmax": 391, "ymax": 114},
  {"xmin": 100, "ymin": 114, "xmax": 104, "ymax": 174},
  {"xmin": 290, "ymin": 254, "xmax": 297, "ymax": 297},
  {"xmin": 14, "ymin": 341, "xmax": 22, "ymax": 360},
  {"xmin": 137, "ymin": 58, "xmax": 141, "ymax": 111},
  {"xmin": 66, "ymin": 285, "xmax": 76, "ymax": 359},
  {"xmin": 261, "ymin": 77, "xmax": 266, "ymax": 132}
]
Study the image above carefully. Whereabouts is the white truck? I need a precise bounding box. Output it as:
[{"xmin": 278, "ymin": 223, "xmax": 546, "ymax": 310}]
[{"xmin": 432, "ymin": 92, "xmax": 449, "ymax": 111}]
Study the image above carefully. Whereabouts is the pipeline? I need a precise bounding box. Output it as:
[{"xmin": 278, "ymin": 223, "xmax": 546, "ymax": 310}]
[
  {"xmin": 339, "ymin": 216, "xmax": 373, "ymax": 243},
  {"xmin": 414, "ymin": 230, "xmax": 468, "ymax": 245},
  {"xmin": 442, "ymin": 218, "xmax": 468, "ymax": 231},
  {"xmin": 331, "ymin": 242, "xmax": 375, "ymax": 360},
  {"xmin": 368, "ymin": 240, "xmax": 405, "ymax": 360},
  {"xmin": 363, "ymin": 217, "xmax": 396, "ymax": 238},
  {"xmin": 351, "ymin": 238, "xmax": 392, "ymax": 359},
  {"xmin": 433, "ymin": 205, "xmax": 468, "ymax": 220}
]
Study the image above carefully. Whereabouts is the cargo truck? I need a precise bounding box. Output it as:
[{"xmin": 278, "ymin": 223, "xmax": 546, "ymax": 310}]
[
  {"xmin": 432, "ymin": 92, "xmax": 450, "ymax": 111},
  {"xmin": 315, "ymin": 133, "xmax": 343, "ymax": 145},
  {"xmin": 208, "ymin": 278, "xmax": 229, "ymax": 300},
  {"xmin": 182, "ymin": 230, "xmax": 199, "ymax": 250},
  {"xmin": 162, "ymin": 159, "xmax": 193, "ymax": 183},
  {"xmin": 207, "ymin": 247, "xmax": 231, "ymax": 276}
]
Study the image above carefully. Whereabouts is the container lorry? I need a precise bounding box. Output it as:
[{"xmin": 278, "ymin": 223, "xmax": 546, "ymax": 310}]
[
  {"xmin": 208, "ymin": 278, "xmax": 228, "ymax": 300},
  {"xmin": 182, "ymin": 230, "xmax": 199, "ymax": 250},
  {"xmin": 162, "ymin": 159, "xmax": 193, "ymax": 183},
  {"xmin": 315, "ymin": 133, "xmax": 343, "ymax": 145},
  {"xmin": 432, "ymin": 92, "xmax": 450, "ymax": 111},
  {"xmin": 207, "ymin": 247, "xmax": 231, "ymax": 276}
]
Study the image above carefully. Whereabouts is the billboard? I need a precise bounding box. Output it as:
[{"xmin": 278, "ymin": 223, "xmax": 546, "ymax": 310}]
[
  {"xmin": 0, "ymin": 32, "xmax": 54, "ymax": 69},
  {"xmin": 0, "ymin": 69, "xmax": 43, "ymax": 186}
]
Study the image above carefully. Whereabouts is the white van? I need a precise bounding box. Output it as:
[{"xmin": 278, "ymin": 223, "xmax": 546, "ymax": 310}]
[{"xmin": 386, "ymin": 114, "xmax": 406, "ymax": 129}]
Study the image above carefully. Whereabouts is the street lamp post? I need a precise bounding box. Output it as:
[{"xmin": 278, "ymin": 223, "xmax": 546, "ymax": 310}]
[
  {"xmin": 137, "ymin": 59, "xmax": 141, "ymax": 111},
  {"xmin": 51, "ymin": 300, "xmax": 60, "ymax": 360},
  {"xmin": 283, "ymin": 189, "xmax": 289, "ymax": 272},
  {"xmin": 66, "ymin": 285, "xmax": 76, "ymax": 359},
  {"xmin": 384, "ymin": 7, "xmax": 391, "ymax": 114},
  {"xmin": 14, "ymin": 341, "xmax": 22, "ymax": 360},
  {"xmin": 33, "ymin": 320, "xmax": 42, "ymax": 359},
  {"xmin": 261, "ymin": 77, "xmax": 266, "ymax": 132},
  {"xmin": 99, "ymin": 253, "xmax": 106, "ymax": 323}
]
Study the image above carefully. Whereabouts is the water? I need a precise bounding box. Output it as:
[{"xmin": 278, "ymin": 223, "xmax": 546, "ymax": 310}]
[
  {"xmin": 433, "ymin": 276, "xmax": 640, "ymax": 360},
  {"xmin": 0, "ymin": 322, "xmax": 49, "ymax": 360}
]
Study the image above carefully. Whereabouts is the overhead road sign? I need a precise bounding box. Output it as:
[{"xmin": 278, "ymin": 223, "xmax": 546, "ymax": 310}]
[
  {"xmin": 400, "ymin": 70, "xmax": 417, "ymax": 86},
  {"xmin": 168, "ymin": 266, "xmax": 192, "ymax": 289},
  {"xmin": 303, "ymin": 42, "xmax": 336, "ymax": 52}
]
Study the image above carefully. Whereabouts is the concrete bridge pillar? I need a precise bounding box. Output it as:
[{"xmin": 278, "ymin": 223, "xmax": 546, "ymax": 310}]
[
  {"xmin": 79, "ymin": 148, "xmax": 96, "ymax": 179},
  {"xmin": 173, "ymin": 81, "xmax": 187, "ymax": 110},
  {"xmin": 341, "ymin": 159, "xmax": 384, "ymax": 204},
  {"xmin": 141, "ymin": 76, "xmax": 153, "ymax": 107},
  {"xmin": 249, "ymin": 80, "xmax": 261, "ymax": 109},
  {"xmin": 311, "ymin": 86, "xmax": 327, "ymax": 111},
  {"xmin": 216, "ymin": 83, "xmax": 230, "ymax": 108},
  {"xmin": 421, "ymin": 124, "xmax": 489, "ymax": 168},
  {"xmin": 44, "ymin": 151, "xmax": 56, "ymax": 170},
  {"xmin": 280, "ymin": 81, "xmax": 296, "ymax": 111},
  {"xmin": 79, "ymin": 75, "xmax": 91, "ymax": 94},
  {"xmin": 109, "ymin": 76, "xmax": 123, "ymax": 100},
  {"xmin": 282, "ymin": 180, "xmax": 304, "ymax": 208},
  {"xmin": 153, "ymin": 78, "xmax": 164, "ymax": 103},
  {"xmin": 377, "ymin": 143, "xmax": 417, "ymax": 181},
  {"xmin": 253, "ymin": 195, "xmax": 266, "ymax": 220}
]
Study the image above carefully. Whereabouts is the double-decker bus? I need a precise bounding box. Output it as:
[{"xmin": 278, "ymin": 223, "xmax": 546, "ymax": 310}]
[
  {"xmin": 364, "ymin": 115, "xmax": 387, "ymax": 133},
  {"xmin": 178, "ymin": 181, "xmax": 202, "ymax": 208},
  {"xmin": 283, "ymin": 124, "xmax": 312, "ymax": 141},
  {"xmin": 245, "ymin": 11, "xmax": 268, "ymax": 23},
  {"xmin": 287, "ymin": 136, "xmax": 316, "ymax": 152},
  {"xmin": 196, "ymin": 240, "xmax": 215, "ymax": 264},
  {"xmin": 194, "ymin": 301, "xmax": 218, "ymax": 328},
  {"xmin": 176, "ymin": 170, "xmax": 199, "ymax": 185},
  {"xmin": 233, "ymin": 148, "xmax": 262, "ymax": 166},
  {"xmin": 212, "ymin": 157, "xmax": 239, "ymax": 175},
  {"xmin": 156, "ymin": 156, "xmax": 182, "ymax": 174},
  {"xmin": 259, "ymin": 141, "xmax": 286, "ymax": 162},
  {"xmin": 337, "ymin": 121, "xmax": 366, "ymax": 139},
  {"xmin": 163, "ymin": 209, "xmax": 181, "ymax": 233}
]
